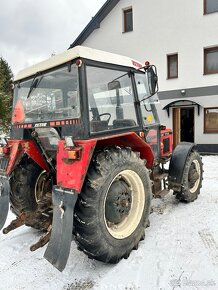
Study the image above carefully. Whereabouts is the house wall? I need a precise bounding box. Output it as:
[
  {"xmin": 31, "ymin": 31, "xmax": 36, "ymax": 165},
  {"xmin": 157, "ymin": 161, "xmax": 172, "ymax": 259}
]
[
  {"xmin": 83, "ymin": 0, "xmax": 218, "ymax": 90},
  {"xmin": 81, "ymin": 0, "xmax": 218, "ymax": 152}
]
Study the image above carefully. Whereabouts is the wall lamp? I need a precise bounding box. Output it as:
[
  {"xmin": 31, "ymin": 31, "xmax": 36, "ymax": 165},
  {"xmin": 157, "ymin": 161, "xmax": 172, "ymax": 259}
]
[{"xmin": 181, "ymin": 89, "xmax": 186, "ymax": 96}]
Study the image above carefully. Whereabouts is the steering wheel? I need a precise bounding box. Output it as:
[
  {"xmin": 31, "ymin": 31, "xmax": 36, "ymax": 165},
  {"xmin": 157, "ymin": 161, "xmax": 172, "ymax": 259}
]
[{"xmin": 99, "ymin": 113, "xmax": 111, "ymax": 123}]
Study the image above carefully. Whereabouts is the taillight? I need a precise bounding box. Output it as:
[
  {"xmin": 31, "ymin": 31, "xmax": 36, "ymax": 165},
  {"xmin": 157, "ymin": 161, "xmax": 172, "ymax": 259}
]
[
  {"xmin": 0, "ymin": 146, "xmax": 10, "ymax": 155},
  {"xmin": 67, "ymin": 147, "xmax": 82, "ymax": 160},
  {"xmin": 139, "ymin": 131, "xmax": 145, "ymax": 138},
  {"xmin": 3, "ymin": 146, "xmax": 10, "ymax": 155},
  {"xmin": 64, "ymin": 136, "xmax": 82, "ymax": 160}
]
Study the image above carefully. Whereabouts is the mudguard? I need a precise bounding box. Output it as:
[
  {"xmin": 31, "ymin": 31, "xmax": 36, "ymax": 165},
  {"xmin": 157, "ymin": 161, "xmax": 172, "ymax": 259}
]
[
  {"xmin": 44, "ymin": 186, "xmax": 77, "ymax": 272},
  {"xmin": 168, "ymin": 142, "xmax": 196, "ymax": 186},
  {"xmin": 0, "ymin": 177, "xmax": 10, "ymax": 230}
]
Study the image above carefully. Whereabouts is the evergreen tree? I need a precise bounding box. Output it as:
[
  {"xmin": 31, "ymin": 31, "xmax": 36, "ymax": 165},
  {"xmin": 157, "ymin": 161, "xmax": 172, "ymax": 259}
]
[{"xmin": 0, "ymin": 57, "xmax": 13, "ymax": 132}]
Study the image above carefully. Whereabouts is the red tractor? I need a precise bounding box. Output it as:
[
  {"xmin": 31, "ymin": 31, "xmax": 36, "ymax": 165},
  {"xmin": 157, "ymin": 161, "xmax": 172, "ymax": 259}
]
[{"xmin": 0, "ymin": 46, "xmax": 203, "ymax": 271}]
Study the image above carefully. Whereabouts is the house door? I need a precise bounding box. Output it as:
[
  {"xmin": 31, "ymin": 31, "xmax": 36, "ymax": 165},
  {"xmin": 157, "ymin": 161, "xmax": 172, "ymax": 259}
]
[
  {"xmin": 180, "ymin": 107, "xmax": 194, "ymax": 142},
  {"xmin": 173, "ymin": 107, "xmax": 194, "ymax": 148}
]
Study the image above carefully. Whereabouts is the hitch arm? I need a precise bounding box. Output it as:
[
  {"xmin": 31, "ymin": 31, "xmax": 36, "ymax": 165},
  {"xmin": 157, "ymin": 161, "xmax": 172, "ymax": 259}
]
[{"xmin": 44, "ymin": 186, "xmax": 77, "ymax": 272}]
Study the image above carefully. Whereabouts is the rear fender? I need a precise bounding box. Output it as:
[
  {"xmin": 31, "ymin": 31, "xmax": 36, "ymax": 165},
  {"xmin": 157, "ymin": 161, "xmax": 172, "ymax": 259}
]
[
  {"xmin": 168, "ymin": 142, "xmax": 197, "ymax": 188},
  {"xmin": 56, "ymin": 132, "xmax": 154, "ymax": 193},
  {"xmin": 96, "ymin": 132, "xmax": 154, "ymax": 169},
  {"xmin": 7, "ymin": 140, "xmax": 49, "ymax": 175}
]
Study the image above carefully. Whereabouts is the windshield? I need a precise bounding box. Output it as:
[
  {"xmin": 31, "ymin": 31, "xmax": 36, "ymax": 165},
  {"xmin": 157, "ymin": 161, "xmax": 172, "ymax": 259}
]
[{"xmin": 12, "ymin": 64, "xmax": 80, "ymax": 124}]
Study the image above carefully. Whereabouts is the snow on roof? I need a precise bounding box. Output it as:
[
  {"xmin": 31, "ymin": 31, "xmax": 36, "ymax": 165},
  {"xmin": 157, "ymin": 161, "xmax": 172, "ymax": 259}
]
[{"xmin": 15, "ymin": 46, "xmax": 143, "ymax": 81}]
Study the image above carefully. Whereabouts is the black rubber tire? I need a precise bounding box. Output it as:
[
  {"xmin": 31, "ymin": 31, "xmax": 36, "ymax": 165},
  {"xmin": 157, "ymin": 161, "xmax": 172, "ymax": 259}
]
[
  {"xmin": 73, "ymin": 147, "xmax": 152, "ymax": 263},
  {"xmin": 175, "ymin": 151, "xmax": 203, "ymax": 202},
  {"xmin": 10, "ymin": 158, "xmax": 42, "ymax": 216}
]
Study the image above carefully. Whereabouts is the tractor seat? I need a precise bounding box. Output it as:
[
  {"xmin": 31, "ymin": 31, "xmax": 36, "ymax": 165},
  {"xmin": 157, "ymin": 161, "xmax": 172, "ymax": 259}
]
[
  {"xmin": 113, "ymin": 119, "xmax": 137, "ymax": 129},
  {"xmin": 90, "ymin": 120, "xmax": 108, "ymax": 132}
]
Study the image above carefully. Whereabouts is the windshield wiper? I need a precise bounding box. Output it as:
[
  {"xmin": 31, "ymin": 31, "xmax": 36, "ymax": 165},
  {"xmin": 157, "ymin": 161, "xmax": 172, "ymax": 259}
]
[
  {"xmin": 139, "ymin": 92, "xmax": 159, "ymax": 103},
  {"xmin": 26, "ymin": 74, "xmax": 43, "ymax": 99}
]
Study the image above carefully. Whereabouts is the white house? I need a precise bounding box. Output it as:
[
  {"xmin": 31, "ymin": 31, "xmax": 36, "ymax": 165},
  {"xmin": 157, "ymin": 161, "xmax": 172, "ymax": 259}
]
[{"xmin": 70, "ymin": 0, "xmax": 218, "ymax": 153}]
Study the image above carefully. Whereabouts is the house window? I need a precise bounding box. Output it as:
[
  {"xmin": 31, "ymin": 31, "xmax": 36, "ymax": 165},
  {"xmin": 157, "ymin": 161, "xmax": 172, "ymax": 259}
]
[
  {"xmin": 204, "ymin": 107, "xmax": 218, "ymax": 133},
  {"xmin": 204, "ymin": 0, "xmax": 218, "ymax": 14},
  {"xmin": 123, "ymin": 8, "xmax": 133, "ymax": 32},
  {"xmin": 204, "ymin": 47, "xmax": 218, "ymax": 74},
  {"xmin": 167, "ymin": 54, "xmax": 178, "ymax": 79}
]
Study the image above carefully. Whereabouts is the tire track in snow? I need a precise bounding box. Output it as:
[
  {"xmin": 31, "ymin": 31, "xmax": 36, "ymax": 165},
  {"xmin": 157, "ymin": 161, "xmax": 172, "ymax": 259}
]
[{"xmin": 198, "ymin": 228, "xmax": 218, "ymax": 267}]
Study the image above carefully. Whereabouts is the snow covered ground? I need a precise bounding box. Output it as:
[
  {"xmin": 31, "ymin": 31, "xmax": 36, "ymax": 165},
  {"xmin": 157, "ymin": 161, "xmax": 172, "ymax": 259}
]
[{"xmin": 0, "ymin": 156, "xmax": 217, "ymax": 290}]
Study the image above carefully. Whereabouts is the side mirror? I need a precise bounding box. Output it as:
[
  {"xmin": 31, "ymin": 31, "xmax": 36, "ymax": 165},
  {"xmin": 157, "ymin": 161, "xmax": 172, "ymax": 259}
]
[
  {"xmin": 108, "ymin": 80, "xmax": 123, "ymax": 105},
  {"xmin": 145, "ymin": 65, "xmax": 158, "ymax": 96},
  {"xmin": 108, "ymin": 80, "xmax": 121, "ymax": 91}
]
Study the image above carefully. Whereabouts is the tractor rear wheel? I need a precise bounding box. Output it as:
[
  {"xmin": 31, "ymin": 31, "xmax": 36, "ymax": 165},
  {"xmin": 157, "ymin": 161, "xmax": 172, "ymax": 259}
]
[
  {"xmin": 9, "ymin": 158, "xmax": 53, "ymax": 230},
  {"xmin": 74, "ymin": 147, "xmax": 152, "ymax": 263},
  {"xmin": 10, "ymin": 158, "xmax": 42, "ymax": 216},
  {"xmin": 175, "ymin": 151, "xmax": 203, "ymax": 202}
]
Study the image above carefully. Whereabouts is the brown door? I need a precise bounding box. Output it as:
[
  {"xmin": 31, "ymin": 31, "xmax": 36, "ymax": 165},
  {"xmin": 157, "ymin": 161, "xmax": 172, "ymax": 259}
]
[{"xmin": 173, "ymin": 108, "xmax": 181, "ymax": 148}]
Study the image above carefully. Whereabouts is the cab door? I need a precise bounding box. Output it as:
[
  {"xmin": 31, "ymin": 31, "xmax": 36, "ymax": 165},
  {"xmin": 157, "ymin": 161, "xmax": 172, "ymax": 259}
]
[{"xmin": 134, "ymin": 73, "xmax": 160, "ymax": 158}]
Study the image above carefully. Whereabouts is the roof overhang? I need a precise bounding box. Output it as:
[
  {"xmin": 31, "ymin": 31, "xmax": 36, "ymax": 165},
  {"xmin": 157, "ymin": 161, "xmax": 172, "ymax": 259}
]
[{"xmin": 163, "ymin": 99, "xmax": 202, "ymax": 117}]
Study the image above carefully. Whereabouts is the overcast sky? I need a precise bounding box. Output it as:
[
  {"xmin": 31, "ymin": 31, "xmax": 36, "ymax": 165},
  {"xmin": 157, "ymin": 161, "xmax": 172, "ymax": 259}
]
[{"xmin": 0, "ymin": 0, "xmax": 106, "ymax": 76}]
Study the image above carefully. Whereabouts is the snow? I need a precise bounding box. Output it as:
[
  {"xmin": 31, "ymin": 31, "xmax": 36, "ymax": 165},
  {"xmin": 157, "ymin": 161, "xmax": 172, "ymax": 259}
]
[{"xmin": 0, "ymin": 156, "xmax": 218, "ymax": 290}]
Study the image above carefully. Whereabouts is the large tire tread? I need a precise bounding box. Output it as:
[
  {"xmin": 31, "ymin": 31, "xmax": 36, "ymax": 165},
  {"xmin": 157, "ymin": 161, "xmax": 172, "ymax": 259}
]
[
  {"xmin": 74, "ymin": 147, "xmax": 152, "ymax": 263},
  {"xmin": 10, "ymin": 158, "xmax": 42, "ymax": 216},
  {"xmin": 175, "ymin": 151, "xmax": 203, "ymax": 202}
]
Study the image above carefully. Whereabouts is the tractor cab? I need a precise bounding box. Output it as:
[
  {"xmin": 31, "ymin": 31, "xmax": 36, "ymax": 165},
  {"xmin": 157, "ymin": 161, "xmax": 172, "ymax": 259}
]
[{"xmin": 11, "ymin": 46, "xmax": 164, "ymax": 161}]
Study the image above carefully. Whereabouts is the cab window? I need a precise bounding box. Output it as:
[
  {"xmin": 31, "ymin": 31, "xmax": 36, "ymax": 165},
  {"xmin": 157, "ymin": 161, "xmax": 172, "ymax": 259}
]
[
  {"xmin": 135, "ymin": 73, "xmax": 159, "ymax": 126},
  {"xmin": 86, "ymin": 66, "xmax": 138, "ymax": 133}
]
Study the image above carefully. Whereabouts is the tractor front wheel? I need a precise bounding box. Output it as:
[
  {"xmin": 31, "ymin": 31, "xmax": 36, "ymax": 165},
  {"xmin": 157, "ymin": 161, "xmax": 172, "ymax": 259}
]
[
  {"xmin": 74, "ymin": 148, "xmax": 152, "ymax": 263},
  {"xmin": 175, "ymin": 151, "xmax": 203, "ymax": 202}
]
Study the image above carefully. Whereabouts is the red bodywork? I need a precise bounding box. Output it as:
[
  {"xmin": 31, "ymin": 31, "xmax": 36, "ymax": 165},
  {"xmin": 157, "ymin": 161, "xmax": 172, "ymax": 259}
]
[
  {"xmin": 6, "ymin": 140, "xmax": 49, "ymax": 175},
  {"xmin": 56, "ymin": 132, "xmax": 154, "ymax": 193},
  {"xmin": 160, "ymin": 129, "xmax": 173, "ymax": 157},
  {"xmin": 56, "ymin": 139, "xmax": 97, "ymax": 192},
  {"xmin": 147, "ymin": 128, "xmax": 173, "ymax": 158},
  {"xmin": 2, "ymin": 132, "xmax": 154, "ymax": 194}
]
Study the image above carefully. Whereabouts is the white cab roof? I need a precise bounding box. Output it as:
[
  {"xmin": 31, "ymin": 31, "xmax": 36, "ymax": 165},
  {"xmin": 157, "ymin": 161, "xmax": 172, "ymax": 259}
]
[{"xmin": 15, "ymin": 46, "xmax": 143, "ymax": 81}]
